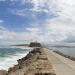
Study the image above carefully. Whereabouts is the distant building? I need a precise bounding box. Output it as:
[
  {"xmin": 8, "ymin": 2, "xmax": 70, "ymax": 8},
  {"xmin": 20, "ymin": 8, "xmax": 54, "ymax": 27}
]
[{"xmin": 29, "ymin": 42, "xmax": 42, "ymax": 47}]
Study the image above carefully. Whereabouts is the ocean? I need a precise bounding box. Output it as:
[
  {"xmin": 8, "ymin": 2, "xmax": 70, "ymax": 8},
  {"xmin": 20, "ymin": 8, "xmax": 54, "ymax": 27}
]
[
  {"xmin": 0, "ymin": 47, "xmax": 32, "ymax": 70},
  {"xmin": 50, "ymin": 47, "xmax": 75, "ymax": 58},
  {"xmin": 0, "ymin": 47, "xmax": 75, "ymax": 70}
]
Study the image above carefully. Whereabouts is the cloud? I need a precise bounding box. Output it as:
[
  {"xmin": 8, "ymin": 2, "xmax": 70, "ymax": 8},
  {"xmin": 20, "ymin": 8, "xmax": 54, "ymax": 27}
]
[
  {"xmin": 1, "ymin": 0, "xmax": 75, "ymax": 46},
  {"xmin": 26, "ymin": 27, "xmax": 39, "ymax": 32},
  {"xmin": 47, "ymin": 19, "xmax": 74, "ymax": 33},
  {"xmin": 63, "ymin": 34, "xmax": 75, "ymax": 43},
  {"xmin": 9, "ymin": 9, "xmax": 26, "ymax": 16},
  {"xmin": 0, "ymin": 25, "xmax": 41, "ymax": 46},
  {"xmin": 9, "ymin": 0, "xmax": 52, "ymax": 16}
]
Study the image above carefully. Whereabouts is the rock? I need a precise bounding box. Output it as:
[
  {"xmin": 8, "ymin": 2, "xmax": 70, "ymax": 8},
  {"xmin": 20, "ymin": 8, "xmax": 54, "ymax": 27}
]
[
  {"xmin": 35, "ymin": 73, "xmax": 56, "ymax": 75},
  {"xmin": 0, "ymin": 70, "xmax": 7, "ymax": 75},
  {"xmin": 7, "ymin": 48, "xmax": 56, "ymax": 75}
]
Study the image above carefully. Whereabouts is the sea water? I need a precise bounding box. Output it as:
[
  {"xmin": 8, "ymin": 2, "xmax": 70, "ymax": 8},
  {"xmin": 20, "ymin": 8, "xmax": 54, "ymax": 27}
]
[
  {"xmin": 1, "ymin": 47, "xmax": 75, "ymax": 70},
  {"xmin": 50, "ymin": 47, "xmax": 75, "ymax": 58},
  {"xmin": 0, "ymin": 47, "xmax": 32, "ymax": 70}
]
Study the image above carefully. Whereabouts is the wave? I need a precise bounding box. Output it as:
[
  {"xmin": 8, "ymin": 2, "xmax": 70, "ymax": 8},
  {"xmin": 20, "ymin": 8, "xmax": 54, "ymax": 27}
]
[
  {"xmin": 19, "ymin": 47, "xmax": 33, "ymax": 50},
  {"xmin": 0, "ymin": 51, "xmax": 29, "ymax": 70}
]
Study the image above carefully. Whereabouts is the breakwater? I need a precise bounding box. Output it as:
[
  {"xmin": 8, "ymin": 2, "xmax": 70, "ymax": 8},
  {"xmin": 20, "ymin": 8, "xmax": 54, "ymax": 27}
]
[
  {"xmin": 0, "ymin": 48, "xmax": 56, "ymax": 75},
  {"xmin": 54, "ymin": 51, "xmax": 75, "ymax": 61}
]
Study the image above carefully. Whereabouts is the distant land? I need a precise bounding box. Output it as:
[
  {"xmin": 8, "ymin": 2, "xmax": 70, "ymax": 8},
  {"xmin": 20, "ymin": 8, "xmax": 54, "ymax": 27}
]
[
  {"xmin": 44, "ymin": 44, "xmax": 75, "ymax": 48},
  {"xmin": 12, "ymin": 42, "xmax": 42, "ymax": 48},
  {"xmin": 51, "ymin": 45, "xmax": 75, "ymax": 48}
]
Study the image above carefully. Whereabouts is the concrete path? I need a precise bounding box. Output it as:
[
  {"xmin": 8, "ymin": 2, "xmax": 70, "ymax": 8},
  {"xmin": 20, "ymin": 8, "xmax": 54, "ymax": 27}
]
[{"xmin": 44, "ymin": 48, "xmax": 75, "ymax": 75}]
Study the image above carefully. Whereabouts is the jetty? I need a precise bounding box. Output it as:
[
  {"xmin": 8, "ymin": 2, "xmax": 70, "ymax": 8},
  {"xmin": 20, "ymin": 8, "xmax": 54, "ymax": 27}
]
[
  {"xmin": 44, "ymin": 48, "xmax": 75, "ymax": 75},
  {"xmin": 7, "ymin": 48, "xmax": 56, "ymax": 75},
  {"xmin": 0, "ymin": 42, "xmax": 75, "ymax": 75}
]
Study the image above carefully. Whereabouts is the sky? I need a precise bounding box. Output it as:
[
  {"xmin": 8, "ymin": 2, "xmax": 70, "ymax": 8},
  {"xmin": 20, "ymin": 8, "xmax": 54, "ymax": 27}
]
[{"xmin": 0, "ymin": 0, "xmax": 75, "ymax": 46}]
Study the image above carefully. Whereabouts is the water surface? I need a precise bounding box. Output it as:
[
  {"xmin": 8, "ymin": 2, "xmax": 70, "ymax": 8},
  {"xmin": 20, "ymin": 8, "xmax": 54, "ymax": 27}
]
[
  {"xmin": 0, "ymin": 47, "xmax": 32, "ymax": 70},
  {"xmin": 49, "ymin": 47, "xmax": 75, "ymax": 58}
]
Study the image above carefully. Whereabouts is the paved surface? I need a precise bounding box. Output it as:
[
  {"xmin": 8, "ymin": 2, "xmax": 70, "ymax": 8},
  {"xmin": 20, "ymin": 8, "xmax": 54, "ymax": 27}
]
[{"xmin": 44, "ymin": 48, "xmax": 75, "ymax": 75}]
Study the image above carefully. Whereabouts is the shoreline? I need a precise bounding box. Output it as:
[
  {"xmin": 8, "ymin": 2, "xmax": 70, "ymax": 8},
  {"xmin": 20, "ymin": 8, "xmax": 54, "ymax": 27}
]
[
  {"xmin": 0, "ymin": 49, "xmax": 30, "ymax": 71},
  {"xmin": 8, "ymin": 48, "xmax": 56, "ymax": 75},
  {"xmin": 0, "ymin": 48, "xmax": 56, "ymax": 75},
  {"xmin": 54, "ymin": 50, "xmax": 75, "ymax": 61},
  {"xmin": 0, "ymin": 47, "xmax": 75, "ymax": 75},
  {"xmin": 0, "ymin": 47, "xmax": 39, "ymax": 71},
  {"xmin": 0, "ymin": 47, "xmax": 75, "ymax": 70}
]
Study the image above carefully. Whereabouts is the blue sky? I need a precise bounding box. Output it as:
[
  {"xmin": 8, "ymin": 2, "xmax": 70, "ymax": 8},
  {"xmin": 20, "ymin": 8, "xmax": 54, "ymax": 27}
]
[
  {"xmin": 0, "ymin": 0, "xmax": 75, "ymax": 46},
  {"xmin": 0, "ymin": 0, "xmax": 55, "ymax": 32}
]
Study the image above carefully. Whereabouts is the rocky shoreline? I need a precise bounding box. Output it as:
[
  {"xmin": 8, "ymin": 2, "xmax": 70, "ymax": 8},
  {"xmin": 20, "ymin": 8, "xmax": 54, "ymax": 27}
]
[
  {"xmin": 0, "ymin": 48, "xmax": 56, "ymax": 75},
  {"xmin": 54, "ymin": 50, "xmax": 75, "ymax": 61}
]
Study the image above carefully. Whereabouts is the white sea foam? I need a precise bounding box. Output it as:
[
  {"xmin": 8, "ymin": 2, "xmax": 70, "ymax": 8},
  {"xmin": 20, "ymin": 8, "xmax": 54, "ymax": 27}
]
[
  {"xmin": 19, "ymin": 47, "xmax": 33, "ymax": 50},
  {"xmin": 0, "ymin": 51, "xmax": 29, "ymax": 70}
]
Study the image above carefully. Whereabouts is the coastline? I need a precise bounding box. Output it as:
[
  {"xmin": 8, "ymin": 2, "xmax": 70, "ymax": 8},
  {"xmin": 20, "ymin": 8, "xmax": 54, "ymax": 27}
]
[
  {"xmin": 0, "ymin": 48, "xmax": 56, "ymax": 75},
  {"xmin": 0, "ymin": 42, "xmax": 42, "ymax": 71},
  {"xmin": 0, "ymin": 47, "xmax": 75, "ymax": 75},
  {"xmin": 0, "ymin": 48, "xmax": 30, "ymax": 71},
  {"xmin": 54, "ymin": 50, "xmax": 75, "ymax": 61},
  {"xmin": 7, "ymin": 48, "xmax": 56, "ymax": 75}
]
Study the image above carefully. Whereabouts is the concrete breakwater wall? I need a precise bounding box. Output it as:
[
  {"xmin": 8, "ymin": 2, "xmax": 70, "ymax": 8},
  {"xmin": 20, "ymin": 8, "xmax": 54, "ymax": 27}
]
[
  {"xmin": 0, "ymin": 48, "xmax": 56, "ymax": 75},
  {"xmin": 54, "ymin": 51, "xmax": 75, "ymax": 61}
]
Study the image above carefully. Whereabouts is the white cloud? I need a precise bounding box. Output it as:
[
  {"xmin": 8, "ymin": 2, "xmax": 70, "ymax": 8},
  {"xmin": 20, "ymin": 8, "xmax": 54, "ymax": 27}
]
[
  {"xmin": 47, "ymin": 20, "xmax": 74, "ymax": 33},
  {"xmin": 0, "ymin": 26, "xmax": 41, "ymax": 46},
  {"xmin": 1, "ymin": 0, "xmax": 75, "ymax": 46},
  {"xmin": 7, "ymin": 0, "xmax": 75, "ymax": 45},
  {"xmin": 51, "ymin": 0, "xmax": 75, "ymax": 22},
  {"xmin": 9, "ymin": 9, "xmax": 26, "ymax": 16},
  {"xmin": 9, "ymin": 0, "xmax": 50, "ymax": 16},
  {"xmin": 26, "ymin": 27, "xmax": 39, "ymax": 32}
]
